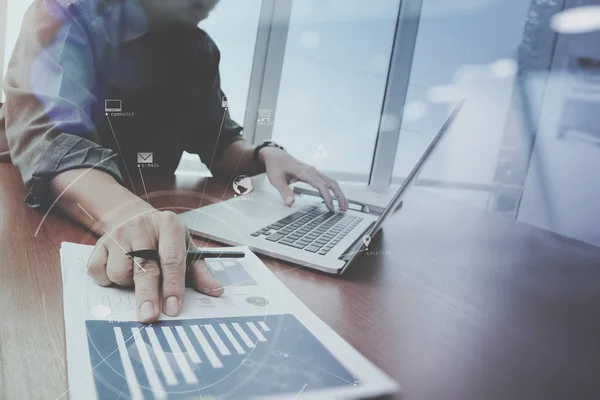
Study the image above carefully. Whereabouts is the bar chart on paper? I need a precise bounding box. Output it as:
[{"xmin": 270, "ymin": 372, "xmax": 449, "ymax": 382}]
[
  {"xmin": 205, "ymin": 259, "xmax": 257, "ymax": 287},
  {"xmin": 86, "ymin": 314, "xmax": 355, "ymax": 399}
]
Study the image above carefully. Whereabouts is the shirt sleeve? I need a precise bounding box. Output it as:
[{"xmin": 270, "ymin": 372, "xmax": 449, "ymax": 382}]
[{"xmin": 3, "ymin": 0, "xmax": 122, "ymax": 209}]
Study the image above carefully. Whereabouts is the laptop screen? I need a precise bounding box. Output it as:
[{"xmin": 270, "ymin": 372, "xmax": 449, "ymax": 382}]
[{"xmin": 341, "ymin": 100, "xmax": 464, "ymax": 269}]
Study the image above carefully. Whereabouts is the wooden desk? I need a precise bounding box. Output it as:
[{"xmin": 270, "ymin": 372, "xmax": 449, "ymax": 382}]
[{"xmin": 1, "ymin": 163, "xmax": 600, "ymax": 400}]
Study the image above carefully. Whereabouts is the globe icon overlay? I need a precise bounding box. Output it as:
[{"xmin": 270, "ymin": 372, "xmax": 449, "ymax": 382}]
[{"xmin": 233, "ymin": 175, "xmax": 253, "ymax": 195}]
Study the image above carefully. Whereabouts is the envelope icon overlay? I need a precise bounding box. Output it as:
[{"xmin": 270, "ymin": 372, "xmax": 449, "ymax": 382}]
[{"xmin": 137, "ymin": 152, "xmax": 153, "ymax": 164}]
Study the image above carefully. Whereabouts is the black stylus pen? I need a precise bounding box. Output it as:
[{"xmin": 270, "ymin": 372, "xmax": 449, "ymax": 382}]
[{"xmin": 126, "ymin": 249, "xmax": 246, "ymax": 262}]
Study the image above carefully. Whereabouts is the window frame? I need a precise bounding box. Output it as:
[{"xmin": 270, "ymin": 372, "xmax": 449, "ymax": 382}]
[{"xmin": 368, "ymin": 0, "xmax": 423, "ymax": 190}]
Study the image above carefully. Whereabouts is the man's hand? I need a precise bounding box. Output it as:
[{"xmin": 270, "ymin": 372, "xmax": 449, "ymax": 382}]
[
  {"xmin": 49, "ymin": 169, "xmax": 221, "ymax": 324},
  {"xmin": 214, "ymin": 140, "xmax": 348, "ymax": 211},
  {"xmin": 86, "ymin": 210, "xmax": 223, "ymax": 323},
  {"xmin": 258, "ymin": 147, "xmax": 349, "ymax": 212}
]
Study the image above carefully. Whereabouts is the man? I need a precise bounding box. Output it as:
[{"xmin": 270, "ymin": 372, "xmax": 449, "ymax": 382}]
[{"xmin": 0, "ymin": 0, "xmax": 348, "ymax": 323}]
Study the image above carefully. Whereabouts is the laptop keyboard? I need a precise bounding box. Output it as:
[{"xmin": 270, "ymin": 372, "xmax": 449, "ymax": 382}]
[{"xmin": 250, "ymin": 205, "xmax": 362, "ymax": 255}]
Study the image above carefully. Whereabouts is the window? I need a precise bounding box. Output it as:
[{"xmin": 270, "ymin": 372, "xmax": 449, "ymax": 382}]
[
  {"xmin": 5, "ymin": 0, "xmax": 598, "ymax": 247},
  {"xmin": 391, "ymin": 0, "xmax": 534, "ymax": 210},
  {"xmin": 271, "ymin": 0, "xmax": 401, "ymax": 183}
]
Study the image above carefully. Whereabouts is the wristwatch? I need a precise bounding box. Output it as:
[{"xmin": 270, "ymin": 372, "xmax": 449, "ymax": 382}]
[{"xmin": 253, "ymin": 140, "xmax": 286, "ymax": 167}]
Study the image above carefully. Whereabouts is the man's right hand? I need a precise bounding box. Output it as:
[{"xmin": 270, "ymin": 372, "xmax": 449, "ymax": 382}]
[
  {"xmin": 86, "ymin": 210, "xmax": 224, "ymax": 323},
  {"xmin": 49, "ymin": 169, "xmax": 223, "ymax": 323}
]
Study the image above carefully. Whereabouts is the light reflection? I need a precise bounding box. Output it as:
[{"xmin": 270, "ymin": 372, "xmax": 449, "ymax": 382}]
[
  {"xmin": 427, "ymin": 84, "xmax": 462, "ymax": 104},
  {"xmin": 489, "ymin": 58, "xmax": 517, "ymax": 79},
  {"xmin": 551, "ymin": 6, "xmax": 600, "ymax": 34},
  {"xmin": 403, "ymin": 101, "xmax": 428, "ymax": 122}
]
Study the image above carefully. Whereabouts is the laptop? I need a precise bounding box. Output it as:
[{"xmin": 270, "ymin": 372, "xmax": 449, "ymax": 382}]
[{"xmin": 179, "ymin": 101, "xmax": 463, "ymax": 274}]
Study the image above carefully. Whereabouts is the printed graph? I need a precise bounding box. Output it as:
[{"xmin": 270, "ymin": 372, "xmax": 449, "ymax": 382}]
[
  {"xmin": 205, "ymin": 259, "xmax": 257, "ymax": 287},
  {"xmin": 86, "ymin": 314, "xmax": 354, "ymax": 399}
]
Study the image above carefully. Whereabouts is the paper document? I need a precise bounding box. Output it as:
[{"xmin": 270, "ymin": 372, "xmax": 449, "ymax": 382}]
[{"xmin": 60, "ymin": 242, "xmax": 398, "ymax": 399}]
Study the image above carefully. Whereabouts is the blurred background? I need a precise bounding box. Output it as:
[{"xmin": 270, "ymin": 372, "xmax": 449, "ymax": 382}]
[{"xmin": 2, "ymin": 0, "xmax": 599, "ymax": 247}]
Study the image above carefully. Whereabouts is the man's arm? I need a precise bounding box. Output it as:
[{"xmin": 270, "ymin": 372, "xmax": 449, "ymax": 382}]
[
  {"xmin": 49, "ymin": 168, "xmax": 148, "ymax": 235},
  {"xmin": 189, "ymin": 33, "xmax": 348, "ymax": 211},
  {"xmin": 212, "ymin": 139, "xmax": 263, "ymax": 178},
  {"xmin": 214, "ymin": 139, "xmax": 349, "ymax": 211},
  {"xmin": 3, "ymin": 1, "xmax": 123, "ymax": 208}
]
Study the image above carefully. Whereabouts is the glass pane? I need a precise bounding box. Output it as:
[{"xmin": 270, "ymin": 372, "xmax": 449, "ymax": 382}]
[
  {"xmin": 272, "ymin": 0, "xmax": 401, "ymax": 183},
  {"xmin": 392, "ymin": 0, "xmax": 532, "ymax": 209},
  {"xmin": 390, "ymin": 0, "xmax": 600, "ymax": 248}
]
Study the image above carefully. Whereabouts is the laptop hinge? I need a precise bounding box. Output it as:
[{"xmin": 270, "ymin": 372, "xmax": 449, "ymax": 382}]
[{"xmin": 338, "ymin": 222, "xmax": 375, "ymax": 262}]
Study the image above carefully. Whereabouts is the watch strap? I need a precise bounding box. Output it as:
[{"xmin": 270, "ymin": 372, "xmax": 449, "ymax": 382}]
[{"xmin": 253, "ymin": 140, "xmax": 285, "ymax": 167}]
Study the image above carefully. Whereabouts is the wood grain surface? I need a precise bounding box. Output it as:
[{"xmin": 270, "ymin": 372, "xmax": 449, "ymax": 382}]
[{"xmin": 1, "ymin": 163, "xmax": 600, "ymax": 400}]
